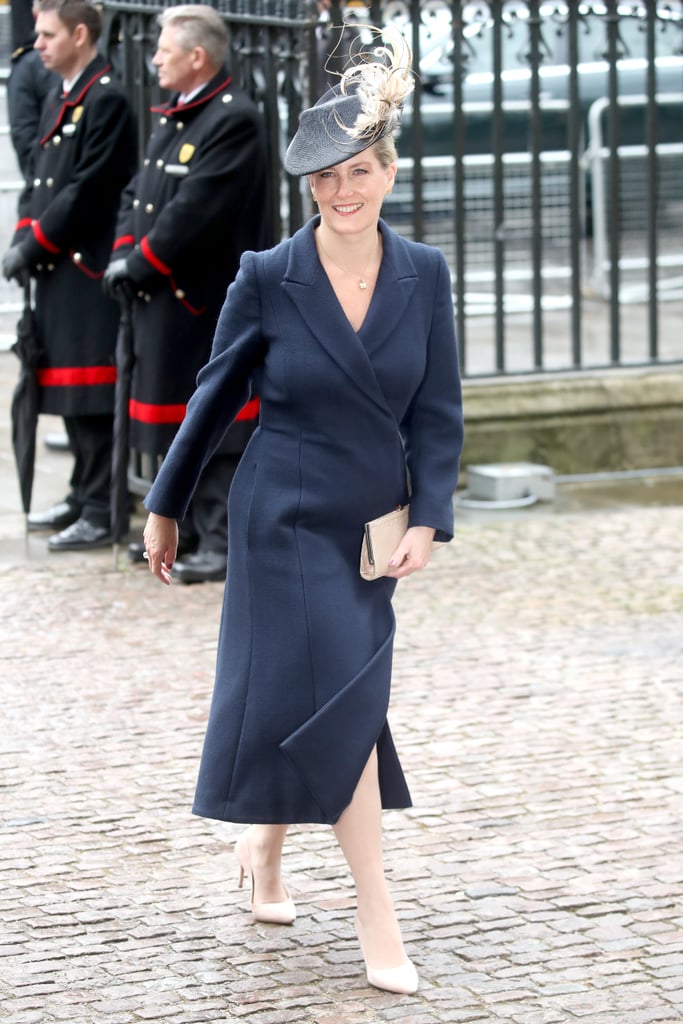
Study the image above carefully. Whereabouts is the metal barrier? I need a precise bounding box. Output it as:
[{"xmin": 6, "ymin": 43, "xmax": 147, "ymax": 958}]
[{"xmin": 587, "ymin": 94, "xmax": 683, "ymax": 303}]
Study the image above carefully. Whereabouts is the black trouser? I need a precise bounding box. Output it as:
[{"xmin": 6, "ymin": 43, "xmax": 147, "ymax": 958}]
[
  {"xmin": 182, "ymin": 451, "xmax": 241, "ymax": 555},
  {"xmin": 63, "ymin": 414, "xmax": 114, "ymax": 528}
]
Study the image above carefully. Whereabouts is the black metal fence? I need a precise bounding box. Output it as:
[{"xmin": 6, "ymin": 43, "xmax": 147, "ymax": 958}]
[{"xmin": 99, "ymin": 1, "xmax": 683, "ymax": 378}]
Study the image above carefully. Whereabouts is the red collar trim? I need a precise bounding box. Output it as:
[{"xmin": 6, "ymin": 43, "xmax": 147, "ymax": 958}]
[
  {"xmin": 39, "ymin": 65, "xmax": 113, "ymax": 146},
  {"xmin": 150, "ymin": 75, "xmax": 232, "ymax": 115}
]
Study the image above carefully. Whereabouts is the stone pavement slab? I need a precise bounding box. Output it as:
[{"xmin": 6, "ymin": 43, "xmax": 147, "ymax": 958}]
[{"xmin": 1, "ymin": 353, "xmax": 683, "ymax": 1023}]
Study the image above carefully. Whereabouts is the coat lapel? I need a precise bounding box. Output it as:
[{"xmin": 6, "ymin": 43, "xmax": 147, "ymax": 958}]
[{"xmin": 281, "ymin": 218, "xmax": 417, "ymax": 414}]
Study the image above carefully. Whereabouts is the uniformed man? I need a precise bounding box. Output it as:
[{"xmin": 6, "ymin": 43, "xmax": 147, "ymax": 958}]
[
  {"xmin": 2, "ymin": 0, "xmax": 137, "ymax": 550},
  {"xmin": 7, "ymin": 0, "xmax": 58, "ymax": 183},
  {"xmin": 103, "ymin": 4, "xmax": 268, "ymax": 584}
]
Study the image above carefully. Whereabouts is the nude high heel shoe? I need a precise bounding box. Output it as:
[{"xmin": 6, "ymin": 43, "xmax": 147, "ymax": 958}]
[
  {"xmin": 235, "ymin": 829, "xmax": 296, "ymax": 925},
  {"xmin": 355, "ymin": 913, "xmax": 419, "ymax": 995}
]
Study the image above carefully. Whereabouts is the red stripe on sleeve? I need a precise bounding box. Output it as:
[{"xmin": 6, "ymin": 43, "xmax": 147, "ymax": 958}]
[
  {"xmin": 15, "ymin": 217, "xmax": 32, "ymax": 231},
  {"xmin": 32, "ymin": 221, "xmax": 60, "ymax": 254},
  {"xmin": 141, "ymin": 236, "xmax": 172, "ymax": 275},
  {"xmin": 113, "ymin": 234, "xmax": 135, "ymax": 250}
]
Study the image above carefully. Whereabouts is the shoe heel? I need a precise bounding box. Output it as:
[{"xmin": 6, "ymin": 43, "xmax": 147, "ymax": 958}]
[{"xmin": 238, "ymin": 864, "xmax": 245, "ymax": 889}]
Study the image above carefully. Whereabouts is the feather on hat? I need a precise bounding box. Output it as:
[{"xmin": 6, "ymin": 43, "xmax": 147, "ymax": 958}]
[{"xmin": 284, "ymin": 29, "xmax": 414, "ymax": 176}]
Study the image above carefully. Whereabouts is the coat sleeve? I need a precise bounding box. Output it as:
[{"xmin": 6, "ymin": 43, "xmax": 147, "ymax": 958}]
[
  {"xmin": 18, "ymin": 87, "xmax": 135, "ymax": 263},
  {"xmin": 126, "ymin": 104, "xmax": 263, "ymax": 285},
  {"xmin": 400, "ymin": 250, "xmax": 464, "ymax": 542},
  {"xmin": 144, "ymin": 250, "xmax": 266, "ymax": 520},
  {"xmin": 7, "ymin": 51, "xmax": 56, "ymax": 182}
]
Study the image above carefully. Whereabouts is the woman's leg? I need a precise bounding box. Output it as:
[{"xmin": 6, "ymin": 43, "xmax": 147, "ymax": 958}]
[
  {"xmin": 333, "ymin": 748, "xmax": 408, "ymax": 970},
  {"xmin": 240, "ymin": 824, "xmax": 289, "ymax": 903}
]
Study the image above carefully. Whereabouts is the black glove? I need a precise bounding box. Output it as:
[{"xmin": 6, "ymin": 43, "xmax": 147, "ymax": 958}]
[
  {"xmin": 2, "ymin": 245, "xmax": 28, "ymax": 283},
  {"xmin": 103, "ymin": 257, "xmax": 134, "ymax": 302}
]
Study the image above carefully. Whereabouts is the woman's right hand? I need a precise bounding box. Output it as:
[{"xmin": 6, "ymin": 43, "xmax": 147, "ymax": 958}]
[{"xmin": 142, "ymin": 512, "xmax": 179, "ymax": 586}]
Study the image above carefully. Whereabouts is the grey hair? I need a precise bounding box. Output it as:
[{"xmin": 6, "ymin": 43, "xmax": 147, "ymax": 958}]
[{"xmin": 158, "ymin": 5, "xmax": 229, "ymax": 69}]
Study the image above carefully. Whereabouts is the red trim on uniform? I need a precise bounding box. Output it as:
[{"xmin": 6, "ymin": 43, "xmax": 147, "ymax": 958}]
[
  {"xmin": 141, "ymin": 236, "xmax": 171, "ymax": 275},
  {"xmin": 113, "ymin": 234, "xmax": 135, "ymax": 250},
  {"xmin": 235, "ymin": 397, "xmax": 260, "ymax": 421},
  {"xmin": 167, "ymin": 275, "xmax": 206, "ymax": 316},
  {"xmin": 150, "ymin": 75, "xmax": 232, "ymax": 115},
  {"xmin": 15, "ymin": 217, "xmax": 32, "ymax": 231},
  {"xmin": 36, "ymin": 365, "xmax": 117, "ymax": 387},
  {"xmin": 32, "ymin": 221, "xmax": 60, "ymax": 254},
  {"xmin": 129, "ymin": 399, "xmax": 186, "ymax": 424},
  {"xmin": 39, "ymin": 65, "xmax": 113, "ymax": 146},
  {"xmin": 129, "ymin": 395, "xmax": 259, "ymax": 425},
  {"xmin": 70, "ymin": 251, "xmax": 104, "ymax": 279}
]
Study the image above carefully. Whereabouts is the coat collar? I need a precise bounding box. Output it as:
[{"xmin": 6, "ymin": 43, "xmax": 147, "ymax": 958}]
[
  {"xmin": 281, "ymin": 217, "xmax": 417, "ymax": 412},
  {"xmin": 150, "ymin": 68, "xmax": 232, "ymax": 117},
  {"xmin": 40, "ymin": 55, "xmax": 111, "ymax": 145}
]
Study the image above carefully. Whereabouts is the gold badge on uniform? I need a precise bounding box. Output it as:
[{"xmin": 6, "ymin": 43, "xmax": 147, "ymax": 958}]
[
  {"xmin": 72, "ymin": 105, "xmax": 84, "ymax": 124},
  {"xmin": 178, "ymin": 143, "xmax": 195, "ymax": 164}
]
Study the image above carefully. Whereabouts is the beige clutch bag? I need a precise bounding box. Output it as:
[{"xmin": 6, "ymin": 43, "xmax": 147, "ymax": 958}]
[{"xmin": 360, "ymin": 505, "xmax": 410, "ymax": 580}]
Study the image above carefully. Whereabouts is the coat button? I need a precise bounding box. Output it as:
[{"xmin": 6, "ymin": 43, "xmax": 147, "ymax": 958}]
[
  {"xmin": 137, "ymin": 290, "xmax": 145, "ymax": 299},
  {"xmin": 36, "ymin": 263, "xmax": 43, "ymax": 271},
  {"xmin": 160, "ymin": 116, "xmax": 167, "ymax": 125},
  {"xmin": 143, "ymin": 158, "xmax": 150, "ymax": 166},
  {"xmin": 73, "ymin": 252, "xmax": 82, "ymax": 263},
  {"xmin": 47, "ymin": 263, "xmax": 55, "ymax": 271},
  {"xmin": 33, "ymin": 177, "xmax": 41, "ymax": 186},
  {"xmin": 53, "ymin": 135, "xmax": 61, "ymax": 145},
  {"xmin": 100, "ymin": 76, "xmax": 111, "ymax": 85},
  {"xmin": 175, "ymin": 288, "xmax": 185, "ymax": 299},
  {"xmin": 222, "ymin": 94, "xmax": 233, "ymax": 104},
  {"xmin": 144, "ymin": 293, "xmax": 151, "ymax": 303},
  {"xmin": 176, "ymin": 122, "xmax": 184, "ymax": 131},
  {"xmin": 133, "ymin": 199, "xmax": 140, "ymax": 208},
  {"xmin": 145, "ymin": 203, "xmax": 154, "ymax": 213},
  {"xmin": 46, "ymin": 177, "xmax": 54, "ymax": 188},
  {"xmin": 156, "ymin": 159, "xmax": 164, "ymax": 168}
]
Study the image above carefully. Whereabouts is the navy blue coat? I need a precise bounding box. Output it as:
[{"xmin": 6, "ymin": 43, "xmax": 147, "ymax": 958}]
[{"xmin": 145, "ymin": 217, "xmax": 464, "ymax": 825}]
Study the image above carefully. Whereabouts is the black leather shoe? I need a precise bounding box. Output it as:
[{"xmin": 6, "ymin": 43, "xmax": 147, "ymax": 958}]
[
  {"xmin": 27, "ymin": 499, "xmax": 80, "ymax": 533},
  {"xmin": 172, "ymin": 550, "xmax": 226, "ymax": 584},
  {"xmin": 48, "ymin": 518, "xmax": 112, "ymax": 551},
  {"xmin": 44, "ymin": 432, "xmax": 72, "ymax": 453},
  {"xmin": 127, "ymin": 541, "xmax": 147, "ymax": 563}
]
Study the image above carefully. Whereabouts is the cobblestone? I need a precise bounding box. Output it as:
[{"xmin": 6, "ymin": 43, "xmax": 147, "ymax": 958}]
[{"xmin": 1, "ymin": 352, "xmax": 683, "ymax": 1022}]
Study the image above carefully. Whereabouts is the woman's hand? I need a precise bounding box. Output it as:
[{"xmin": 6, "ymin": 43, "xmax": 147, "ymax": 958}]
[
  {"xmin": 142, "ymin": 512, "xmax": 179, "ymax": 586},
  {"xmin": 386, "ymin": 526, "xmax": 436, "ymax": 579}
]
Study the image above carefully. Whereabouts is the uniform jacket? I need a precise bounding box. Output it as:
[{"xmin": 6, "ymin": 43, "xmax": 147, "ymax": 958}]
[
  {"xmin": 145, "ymin": 218, "xmax": 464, "ymax": 825},
  {"xmin": 7, "ymin": 44, "xmax": 58, "ymax": 182},
  {"xmin": 12, "ymin": 55, "xmax": 136, "ymax": 416},
  {"xmin": 111, "ymin": 66, "xmax": 268, "ymax": 456}
]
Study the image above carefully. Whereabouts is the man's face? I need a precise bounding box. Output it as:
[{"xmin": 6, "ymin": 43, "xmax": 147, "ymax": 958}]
[
  {"xmin": 35, "ymin": 10, "xmax": 81, "ymax": 77},
  {"xmin": 152, "ymin": 26, "xmax": 196, "ymax": 93}
]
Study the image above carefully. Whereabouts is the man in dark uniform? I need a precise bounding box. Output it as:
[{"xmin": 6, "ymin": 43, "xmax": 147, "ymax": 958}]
[
  {"xmin": 7, "ymin": 0, "xmax": 58, "ymax": 183},
  {"xmin": 2, "ymin": 0, "xmax": 137, "ymax": 550},
  {"xmin": 104, "ymin": 4, "xmax": 268, "ymax": 584}
]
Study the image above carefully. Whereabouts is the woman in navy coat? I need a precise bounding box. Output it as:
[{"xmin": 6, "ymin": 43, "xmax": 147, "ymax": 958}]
[{"xmin": 142, "ymin": 35, "xmax": 463, "ymax": 996}]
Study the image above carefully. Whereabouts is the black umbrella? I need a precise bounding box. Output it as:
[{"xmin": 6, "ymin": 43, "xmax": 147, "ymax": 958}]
[
  {"xmin": 110, "ymin": 294, "xmax": 134, "ymax": 552},
  {"xmin": 10, "ymin": 274, "xmax": 43, "ymax": 518}
]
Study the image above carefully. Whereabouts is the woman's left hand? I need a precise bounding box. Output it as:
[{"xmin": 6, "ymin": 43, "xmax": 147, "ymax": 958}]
[{"xmin": 386, "ymin": 526, "xmax": 437, "ymax": 579}]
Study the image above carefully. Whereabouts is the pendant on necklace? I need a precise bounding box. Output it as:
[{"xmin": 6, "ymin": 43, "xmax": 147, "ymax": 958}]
[{"xmin": 359, "ymin": 279, "xmax": 367, "ymax": 290}]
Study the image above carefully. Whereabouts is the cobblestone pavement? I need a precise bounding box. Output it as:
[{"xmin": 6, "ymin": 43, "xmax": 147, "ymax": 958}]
[{"xmin": 1, "ymin": 353, "xmax": 683, "ymax": 1024}]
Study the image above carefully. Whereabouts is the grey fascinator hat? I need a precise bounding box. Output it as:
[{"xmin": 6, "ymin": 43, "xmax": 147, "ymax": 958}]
[{"xmin": 284, "ymin": 30, "xmax": 414, "ymax": 176}]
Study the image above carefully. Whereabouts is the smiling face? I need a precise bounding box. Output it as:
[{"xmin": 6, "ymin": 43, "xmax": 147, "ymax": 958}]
[{"xmin": 308, "ymin": 146, "xmax": 397, "ymax": 237}]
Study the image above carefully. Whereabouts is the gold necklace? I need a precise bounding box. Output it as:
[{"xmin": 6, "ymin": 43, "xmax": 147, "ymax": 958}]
[{"xmin": 317, "ymin": 233, "xmax": 380, "ymax": 291}]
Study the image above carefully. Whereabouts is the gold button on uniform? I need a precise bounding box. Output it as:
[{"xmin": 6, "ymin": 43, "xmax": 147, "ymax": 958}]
[
  {"xmin": 73, "ymin": 252, "xmax": 82, "ymax": 263},
  {"xmin": 133, "ymin": 199, "xmax": 140, "ymax": 208},
  {"xmin": 175, "ymin": 288, "xmax": 186, "ymax": 299},
  {"xmin": 156, "ymin": 159, "xmax": 164, "ymax": 168},
  {"xmin": 160, "ymin": 117, "xmax": 167, "ymax": 125},
  {"xmin": 145, "ymin": 203, "xmax": 154, "ymax": 213}
]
